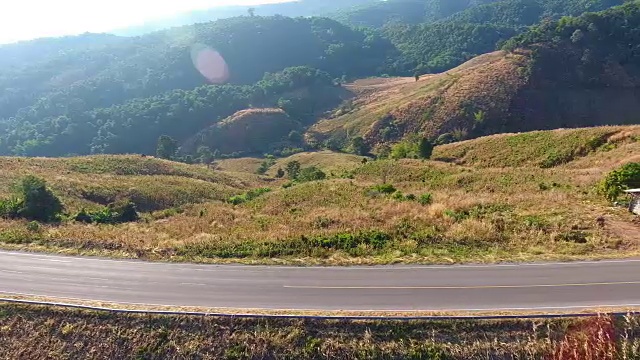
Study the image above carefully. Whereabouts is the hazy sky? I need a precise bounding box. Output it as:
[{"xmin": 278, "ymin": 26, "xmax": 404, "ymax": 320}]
[{"xmin": 0, "ymin": 0, "xmax": 293, "ymax": 44}]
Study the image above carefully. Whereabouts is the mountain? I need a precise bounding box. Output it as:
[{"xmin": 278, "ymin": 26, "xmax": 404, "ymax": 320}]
[
  {"xmin": 331, "ymin": 0, "xmax": 501, "ymax": 28},
  {"xmin": 112, "ymin": 0, "xmax": 378, "ymax": 36},
  {"xmin": 383, "ymin": 0, "xmax": 625, "ymax": 74},
  {"xmin": 309, "ymin": 1, "xmax": 640, "ymax": 152},
  {"xmin": 0, "ymin": 17, "xmax": 394, "ymax": 156},
  {"xmin": 0, "ymin": 0, "xmax": 634, "ymax": 159}
]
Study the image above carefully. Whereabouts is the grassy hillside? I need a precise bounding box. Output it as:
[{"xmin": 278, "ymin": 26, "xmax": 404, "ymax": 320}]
[
  {"xmin": 0, "ymin": 127, "xmax": 637, "ymax": 264},
  {"xmin": 433, "ymin": 126, "xmax": 640, "ymax": 169},
  {"xmin": 307, "ymin": 51, "xmax": 528, "ymax": 148},
  {"xmin": 0, "ymin": 155, "xmax": 260, "ymax": 213},
  {"xmin": 311, "ymin": 0, "xmax": 640, "ymax": 151},
  {"xmin": 1, "ymin": 303, "xmax": 637, "ymax": 359}
]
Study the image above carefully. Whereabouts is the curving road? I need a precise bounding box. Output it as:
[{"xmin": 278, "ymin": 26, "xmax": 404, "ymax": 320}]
[{"xmin": 1, "ymin": 250, "xmax": 640, "ymax": 311}]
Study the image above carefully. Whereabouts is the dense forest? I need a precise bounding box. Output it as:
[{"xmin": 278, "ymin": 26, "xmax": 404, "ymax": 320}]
[
  {"xmin": 382, "ymin": 0, "xmax": 625, "ymax": 73},
  {"xmin": 0, "ymin": 0, "xmax": 634, "ymax": 158}
]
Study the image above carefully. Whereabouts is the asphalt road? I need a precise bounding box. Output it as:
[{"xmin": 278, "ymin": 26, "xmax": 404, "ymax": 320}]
[{"xmin": 1, "ymin": 250, "xmax": 640, "ymax": 311}]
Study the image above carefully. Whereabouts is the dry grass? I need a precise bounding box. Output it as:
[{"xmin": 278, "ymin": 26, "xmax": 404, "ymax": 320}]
[
  {"xmin": 306, "ymin": 51, "xmax": 526, "ymax": 145},
  {"xmin": 216, "ymin": 151, "xmax": 366, "ymax": 176},
  {"xmin": 434, "ymin": 126, "xmax": 640, "ymax": 169},
  {"xmin": 2, "ymin": 303, "xmax": 640, "ymax": 359},
  {"xmin": 0, "ymin": 128, "xmax": 638, "ymax": 265}
]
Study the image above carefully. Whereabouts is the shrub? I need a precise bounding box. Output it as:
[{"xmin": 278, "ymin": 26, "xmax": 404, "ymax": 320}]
[
  {"xmin": 285, "ymin": 161, "xmax": 301, "ymax": 180},
  {"xmin": 282, "ymin": 182, "xmax": 294, "ymax": 189},
  {"xmin": 16, "ymin": 175, "xmax": 63, "ymax": 223},
  {"xmin": 392, "ymin": 191, "xmax": 405, "ymax": 201},
  {"xmin": 418, "ymin": 138, "xmax": 434, "ymax": 159},
  {"xmin": 418, "ymin": 193, "xmax": 433, "ymax": 206},
  {"xmin": 369, "ymin": 184, "xmax": 397, "ymax": 194},
  {"xmin": 228, "ymin": 188, "xmax": 272, "ymax": 205},
  {"xmin": 600, "ymin": 162, "xmax": 640, "ymax": 202},
  {"xmin": 297, "ymin": 166, "xmax": 326, "ymax": 182},
  {"xmin": 256, "ymin": 155, "xmax": 276, "ymax": 175},
  {"xmin": 110, "ymin": 200, "xmax": 140, "ymax": 223},
  {"xmin": 73, "ymin": 200, "xmax": 139, "ymax": 224},
  {"xmin": 74, "ymin": 209, "xmax": 93, "ymax": 223},
  {"xmin": 26, "ymin": 221, "xmax": 41, "ymax": 233},
  {"xmin": 0, "ymin": 198, "xmax": 21, "ymax": 219}
]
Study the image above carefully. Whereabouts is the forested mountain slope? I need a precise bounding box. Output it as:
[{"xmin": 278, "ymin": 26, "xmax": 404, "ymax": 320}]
[
  {"xmin": 0, "ymin": 17, "xmax": 393, "ymax": 156},
  {"xmin": 311, "ymin": 1, "xmax": 640, "ymax": 152},
  {"xmin": 383, "ymin": 0, "xmax": 625, "ymax": 73},
  {"xmin": 0, "ymin": 0, "xmax": 634, "ymax": 159}
]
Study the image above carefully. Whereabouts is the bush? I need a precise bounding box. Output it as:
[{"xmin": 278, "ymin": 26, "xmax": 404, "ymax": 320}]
[
  {"xmin": 73, "ymin": 200, "xmax": 139, "ymax": 224},
  {"xmin": 0, "ymin": 198, "xmax": 21, "ymax": 219},
  {"xmin": 26, "ymin": 221, "xmax": 41, "ymax": 232},
  {"xmin": 228, "ymin": 188, "xmax": 272, "ymax": 205},
  {"xmin": 392, "ymin": 191, "xmax": 406, "ymax": 201},
  {"xmin": 16, "ymin": 176, "xmax": 63, "ymax": 222},
  {"xmin": 297, "ymin": 166, "xmax": 326, "ymax": 182},
  {"xmin": 418, "ymin": 193, "xmax": 433, "ymax": 206},
  {"xmin": 600, "ymin": 163, "xmax": 640, "ymax": 202},
  {"xmin": 74, "ymin": 209, "xmax": 93, "ymax": 223},
  {"xmin": 369, "ymin": 184, "xmax": 397, "ymax": 194}
]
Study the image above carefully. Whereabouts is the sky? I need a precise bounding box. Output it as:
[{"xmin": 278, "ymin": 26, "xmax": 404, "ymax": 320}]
[{"xmin": 0, "ymin": 0, "xmax": 294, "ymax": 44}]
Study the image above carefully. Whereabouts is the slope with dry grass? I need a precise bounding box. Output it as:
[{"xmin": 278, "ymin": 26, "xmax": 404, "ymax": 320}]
[
  {"xmin": 433, "ymin": 126, "xmax": 640, "ymax": 169},
  {"xmin": 308, "ymin": 46, "xmax": 640, "ymax": 152},
  {"xmin": 0, "ymin": 126, "xmax": 638, "ymax": 264},
  {"xmin": 0, "ymin": 155, "xmax": 262, "ymax": 213},
  {"xmin": 1, "ymin": 303, "xmax": 638, "ymax": 359}
]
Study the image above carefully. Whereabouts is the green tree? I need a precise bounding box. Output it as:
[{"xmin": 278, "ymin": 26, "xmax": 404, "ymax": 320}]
[
  {"xmin": 288, "ymin": 130, "xmax": 303, "ymax": 144},
  {"xmin": 276, "ymin": 168, "xmax": 285, "ymax": 178},
  {"xmin": 285, "ymin": 160, "xmax": 301, "ymax": 180},
  {"xmin": 156, "ymin": 135, "xmax": 178, "ymax": 160},
  {"xmin": 419, "ymin": 137, "xmax": 434, "ymax": 159},
  {"xmin": 16, "ymin": 175, "xmax": 63, "ymax": 222},
  {"xmin": 600, "ymin": 162, "xmax": 640, "ymax": 202},
  {"xmin": 298, "ymin": 166, "xmax": 327, "ymax": 182},
  {"xmin": 197, "ymin": 146, "xmax": 214, "ymax": 166},
  {"xmin": 351, "ymin": 136, "xmax": 369, "ymax": 155}
]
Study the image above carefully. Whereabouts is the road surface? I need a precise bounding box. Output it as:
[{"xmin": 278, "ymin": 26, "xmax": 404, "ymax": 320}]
[{"xmin": 1, "ymin": 251, "xmax": 640, "ymax": 311}]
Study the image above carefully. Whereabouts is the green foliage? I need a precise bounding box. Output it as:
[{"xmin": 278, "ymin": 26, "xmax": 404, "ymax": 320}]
[
  {"xmin": 0, "ymin": 16, "xmax": 396, "ymax": 157},
  {"xmin": 285, "ymin": 161, "xmax": 302, "ymax": 180},
  {"xmin": 418, "ymin": 137, "xmax": 434, "ymax": 159},
  {"xmin": 297, "ymin": 166, "xmax": 327, "ymax": 183},
  {"xmin": 257, "ymin": 156, "xmax": 276, "ymax": 175},
  {"xmin": 391, "ymin": 136, "xmax": 430, "ymax": 159},
  {"xmin": 369, "ymin": 184, "xmax": 397, "ymax": 194},
  {"xmin": 276, "ymin": 168, "xmax": 285, "ymax": 178},
  {"xmin": 197, "ymin": 146, "xmax": 215, "ymax": 165},
  {"xmin": 600, "ymin": 162, "xmax": 640, "ymax": 202},
  {"xmin": 0, "ymin": 198, "xmax": 21, "ymax": 219},
  {"xmin": 74, "ymin": 200, "xmax": 140, "ymax": 224},
  {"xmin": 156, "ymin": 135, "xmax": 178, "ymax": 160},
  {"xmin": 14, "ymin": 176, "xmax": 64, "ymax": 223},
  {"xmin": 383, "ymin": 0, "xmax": 623, "ymax": 74},
  {"xmin": 228, "ymin": 188, "xmax": 272, "ymax": 205},
  {"xmin": 418, "ymin": 193, "xmax": 433, "ymax": 206},
  {"xmin": 351, "ymin": 136, "xmax": 369, "ymax": 156}
]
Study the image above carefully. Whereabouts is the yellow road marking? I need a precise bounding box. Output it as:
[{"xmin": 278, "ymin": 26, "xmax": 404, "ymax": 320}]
[{"xmin": 284, "ymin": 281, "xmax": 640, "ymax": 290}]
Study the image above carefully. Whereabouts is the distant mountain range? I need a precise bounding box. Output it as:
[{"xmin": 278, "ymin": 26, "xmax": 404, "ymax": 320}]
[{"xmin": 111, "ymin": 0, "xmax": 378, "ymax": 36}]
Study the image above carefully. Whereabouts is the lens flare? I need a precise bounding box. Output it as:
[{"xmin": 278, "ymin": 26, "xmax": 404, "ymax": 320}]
[{"xmin": 190, "ymin": 43, "xmax": 230, "ymax": 84}]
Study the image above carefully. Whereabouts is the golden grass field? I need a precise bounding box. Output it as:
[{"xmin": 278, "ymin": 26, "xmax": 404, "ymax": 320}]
[
  {"xmin": 0, "ymin": 126, "xmax": 638, "ymax": 265},
  {"xmin": 1, "ymin": 302, "xmax": 638, "ymax": 359}
]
